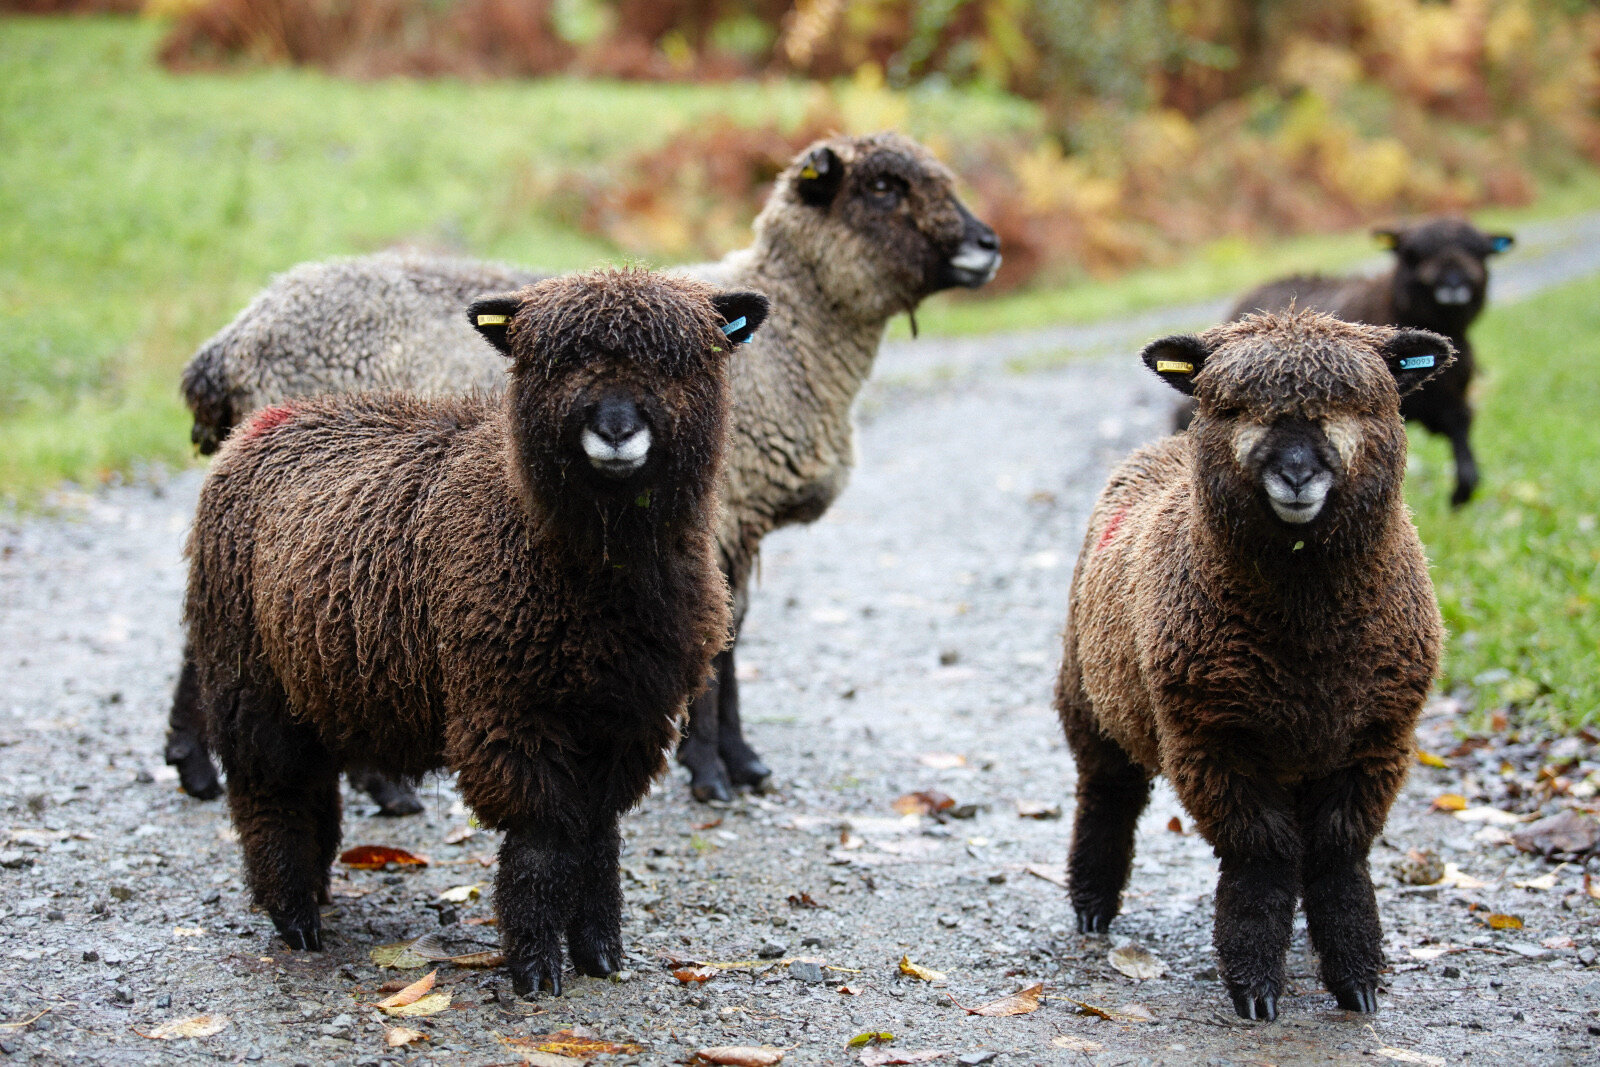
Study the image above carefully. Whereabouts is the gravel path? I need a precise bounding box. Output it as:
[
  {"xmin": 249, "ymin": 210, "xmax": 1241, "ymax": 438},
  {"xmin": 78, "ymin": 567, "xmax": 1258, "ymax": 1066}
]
[{"xmin": 2, "ymin": 226, "xmax": 1599, "ymax": 1066}]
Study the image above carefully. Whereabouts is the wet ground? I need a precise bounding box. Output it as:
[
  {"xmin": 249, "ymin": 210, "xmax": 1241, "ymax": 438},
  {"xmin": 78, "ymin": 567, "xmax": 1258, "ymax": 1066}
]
[{"xmin": 3, "ymin": 225, "xmax": 1599, "ymax": 1065}]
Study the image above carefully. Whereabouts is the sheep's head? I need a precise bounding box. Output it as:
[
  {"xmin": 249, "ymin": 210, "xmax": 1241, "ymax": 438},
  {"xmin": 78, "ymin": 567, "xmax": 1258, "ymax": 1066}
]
[
  {"xmin": 1376, "ymin": 217, "xmax": 1512, "ymax": 327},
  {"xmin": 1145, "ymin": 311, "xmax": 1453, "ymax": 546},
  {"xmin": 757, "ymin": 132, "xmax": 1000, "ymax": 323},
  {"xmin": 468, "ymin": 269, "xmax": 767, "ymax": 520}
]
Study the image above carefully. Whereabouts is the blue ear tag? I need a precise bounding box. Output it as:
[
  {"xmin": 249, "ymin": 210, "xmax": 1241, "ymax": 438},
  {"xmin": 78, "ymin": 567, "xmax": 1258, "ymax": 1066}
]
[
  {"xmin": 1490, "ymin": 236, "xmax": 1513, "ymax": 253},
  {"xmin": 1399, "ymin": 355, "xmax": 1435, "ymax": 371},
  {"xmin": 721, "ymin": 316, "xmax": 749, "ymax": 343}
]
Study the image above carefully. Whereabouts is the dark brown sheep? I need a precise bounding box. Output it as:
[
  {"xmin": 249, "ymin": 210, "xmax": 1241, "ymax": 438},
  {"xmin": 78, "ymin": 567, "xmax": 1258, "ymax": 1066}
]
[
  {"xmin": 1177, "ymin": 218, "xmax": 1512, "ymax": 506},
  {"xmin": 185, "ymin": 268, "xmax": 767, "ymax": 997},
  {"xmin": 1057, "ymin": 310, "xmax": 1449, "ymax": 1021}
]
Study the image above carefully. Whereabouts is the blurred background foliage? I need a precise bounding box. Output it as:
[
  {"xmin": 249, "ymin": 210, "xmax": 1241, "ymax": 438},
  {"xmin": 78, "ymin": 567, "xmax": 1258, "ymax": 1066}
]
[{"xmin": 10, "ymin": 0, "xmax": 1599, "ymax": 283}]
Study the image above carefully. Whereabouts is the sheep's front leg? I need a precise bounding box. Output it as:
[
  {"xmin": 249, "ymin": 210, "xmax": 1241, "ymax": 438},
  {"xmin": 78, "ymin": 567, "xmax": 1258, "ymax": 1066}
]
[
  {"xmin": 1171, "ymin": 751, "xmax": 1302, "ymax": 1022},
  {"xmin": 164, "ymin": 648, "xmax": 223, "ymax": 800},
  {"xmin": 677, "ymin": 667, "xmax": 731, "ymax": 803},
  {"xmin": 564, "ymin": 818, "xmax": 624, "ymax": 978},
  {"xmin": 1298, "ymin": 732, "xmax": 1412, "ymax": 1013},
  {"xmin": 714, "ymin": 645, "xmax": 771, "ymax": 791},
  {"xmin": 497, "ymin": 828, "xmax": 581, "ymax": 997}
]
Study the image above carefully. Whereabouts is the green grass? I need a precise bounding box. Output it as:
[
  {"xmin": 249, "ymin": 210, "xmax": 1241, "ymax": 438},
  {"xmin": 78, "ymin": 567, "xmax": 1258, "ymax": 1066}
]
[{"xmin": 1407, "ymin": 276, "xmax": 1600, "ymax": 732}]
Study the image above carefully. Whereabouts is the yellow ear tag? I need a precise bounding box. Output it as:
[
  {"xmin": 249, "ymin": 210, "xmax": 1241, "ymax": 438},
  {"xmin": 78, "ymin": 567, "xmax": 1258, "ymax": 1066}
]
[
  {"xmin": 476, "ymin": 314, "xmax": 509, "ymax": 326},
  {"xmin": 799, "ymin": 165, "xmax": 819, "ymax": 180},
  {"xmin": 1155, "ymin": 360, "xmax": 1194, "ymax": 374}
]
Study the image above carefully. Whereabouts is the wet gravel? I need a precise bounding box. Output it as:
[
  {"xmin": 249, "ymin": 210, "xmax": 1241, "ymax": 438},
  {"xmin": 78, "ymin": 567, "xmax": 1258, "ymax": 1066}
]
[{"xmin": 3, "ymin": 226, "xmax": 1600, "ymax": 1065}]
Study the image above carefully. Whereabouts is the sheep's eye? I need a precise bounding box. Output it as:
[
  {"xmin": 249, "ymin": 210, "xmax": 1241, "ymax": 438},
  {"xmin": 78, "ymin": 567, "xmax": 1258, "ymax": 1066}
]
[{"xmin": 866, "ymin": 175, "xmax": 905, "ymax": 205}]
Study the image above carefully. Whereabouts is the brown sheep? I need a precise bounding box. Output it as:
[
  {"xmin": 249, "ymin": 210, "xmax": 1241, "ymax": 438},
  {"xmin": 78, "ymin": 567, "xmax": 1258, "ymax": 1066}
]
[
  {"xmin": 185, "ymin": 268, "xmax": 767, "ymax": 996},
  {"xmin": 1175, "ymin": 218, "xmax": 1512, "ymax": 506},
  {"xmin": 167, "ymin": 131, "xmax": 1002, "ymax": 807},
  {"xmin": 1057, "ymin": 310, "xmax": 1449, "ymax": 1021}
]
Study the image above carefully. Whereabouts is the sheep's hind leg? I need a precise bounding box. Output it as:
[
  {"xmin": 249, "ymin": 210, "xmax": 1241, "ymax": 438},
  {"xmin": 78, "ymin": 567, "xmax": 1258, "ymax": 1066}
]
[
  {"xmin": 347, "ymin": 766, "xmax": 423, "ymax": 817},
  {"xmin": 677, "ymin": 671, "xmax": 733, "ymax": 803},
  {"xmin": 217, "ymin": 696, "xmax": 341, "ymax": 951},
  {"xmin": 1064, "ymin": 731, "xmax": 1151, "ymax": 934},
  {"xmin": 564, "ymin": 818, "xmax": 624, "ymax": 978},
  {"xmin": 713, "ymin": 647, "xmax": 771, "ymax": 792},
  {"xmin": 497, "ymin": 828, "xmax": 581, "ymax": 997},
  {"xmin": 164, "ymin": 648, "xmax": 222, "ymax": 800}
]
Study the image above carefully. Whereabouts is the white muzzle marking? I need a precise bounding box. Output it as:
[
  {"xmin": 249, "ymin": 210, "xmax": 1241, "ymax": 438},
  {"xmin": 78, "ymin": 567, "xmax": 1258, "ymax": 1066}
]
[
  {"xmin": 950, "ymin": 246, "xmax": 1001, "ymax": 283},
  {"xmin": 1434, "ymin": 284, "xmax": 1475, "ymax": 306},
  {"xmin": 1263, "ymin": 471, "xmax": 1334, "ymax": 524},
  {"xmin": 582, "ymin": 427, "xmax": 650, "ymax": 474}
]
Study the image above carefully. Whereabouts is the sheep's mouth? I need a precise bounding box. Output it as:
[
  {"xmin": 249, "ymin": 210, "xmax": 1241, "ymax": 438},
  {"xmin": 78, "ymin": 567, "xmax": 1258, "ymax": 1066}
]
[
  {"xmin": 945, "ymin": 245, "xmax": 1001, "ymax": 288},
  {"xmin": 1263, "ymin": 472, "xmax": 1334, "ymax": 525},
  {"xmin": 1432, "ymin": 283, "xmax": 1477, "ymax": 306},
  {"xmin": 581, "ymin": 427, "xmax": 651, "ymax": 478}
]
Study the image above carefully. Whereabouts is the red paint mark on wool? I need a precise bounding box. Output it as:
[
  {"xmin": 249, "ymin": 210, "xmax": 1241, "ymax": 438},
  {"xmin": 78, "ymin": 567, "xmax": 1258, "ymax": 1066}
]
[
  {"xmin": 240, "ymin": 405, "xmax": 295, "ymax": 441},
  {"xmin": 1094, "ymin": 508, "xmax": 1127, "ymax": 553}
]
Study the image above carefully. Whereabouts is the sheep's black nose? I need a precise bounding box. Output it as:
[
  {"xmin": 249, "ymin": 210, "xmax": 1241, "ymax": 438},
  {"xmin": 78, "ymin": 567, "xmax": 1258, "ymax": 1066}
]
[
  {"xmin": 592, "ymin": 397, "xmax": 644, "ymax": 446},
  {"xmin": 1276, "ymin": 443, "xmax": 1321, "ymax": 491},
  {"xmin": 974, "ymin": 225, "xmax": 1000, "ymax": 252}
]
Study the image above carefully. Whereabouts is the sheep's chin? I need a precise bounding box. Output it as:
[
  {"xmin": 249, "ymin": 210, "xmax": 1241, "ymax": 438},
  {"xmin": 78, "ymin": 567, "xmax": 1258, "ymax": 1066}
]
[
  {"xmin": 582, "ymin": 427, "xmax": 650, "ymax": 476},
  {"xmin": 1268, "ymin": 498, "xmax": 1324, "ymax": 524},
  {"xmin": 947, "ymin": 246, "xmax": 1001, "ymax": 286}
]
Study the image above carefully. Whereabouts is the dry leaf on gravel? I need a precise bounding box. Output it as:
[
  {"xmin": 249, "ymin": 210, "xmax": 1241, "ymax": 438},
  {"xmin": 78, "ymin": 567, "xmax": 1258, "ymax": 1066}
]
[
  {"xmin": 1014, "ymin": 800, "xmax": 1062, "ymax": 819},
  {"xmin": 375, "ymin": 969, "xmax": 435, "ymax": 1009},
  {"xmin": 1542, "ymin": 935, "xmax": 1577, "ymax": 949},
  {"xmin": 1453, "ymin": 807, "xmax": 1522, "ymax": 826},
  {"xmin": 145, "ymin": 1015, "xmax": 229, "ymax": 1040},
  {"xmin": 1051, "ymin": 1035, "xmax": 1104, "ymax": 1052},
  {"xmin": 847, "ymin": 1032, "xmax": 895, "ymax": 1047},
  {"xmin": 339, "ymin": 845, "xmax": 429, "ymax": 869},
  {"xmin": 674, "ymin": 966, "xmax": 719, "ymax": 983},
  {"xmin": 1407, "ymin": 945, "xmax": 1456, "ymax": 961},
  {"xmin": 693, "ymin": 817, "xmax": 724, "ymax": 831},
  {"xmin": 1108, "ymin": 944, "xmax": 1166, "ymax": 980},
  {"xmin": 1416, "ymin": 750, "xmax": 1449, "ymax": 768},
  {"xmin": 694, "ymin": 1046, "xmax": 784, "ymax": 1066},
  {"xmin": 1430, "ymin": 794, "xmax": 1467, "ymax": 812},
  {"xmin": 893, "ymin": 791, "xmax": 956, "ymax": 816},
  {"xmin": 788, "ymin": 891, "xmax": 827, "ymax": 909},
  {"xmin": 1437, "ymin": 863, "xmax": 1489, "ymax": 890},
  {"xmin": 385, "ymin": 1027, "xmax": 427, "ymax": 1048},
  {"xmin": 510, "ymin": 1053, "xmax": 586, "ymax": 1067},
  {"xmin": 917, "ymin": 752, "xmax": 966, "ymax": 770},
  {"xmin": 948, "ymin": 982, "xmax": 1043, "ymax": 1017},
  {"xmin": 1511, "ymin": 810, "xmax": 1600, "ymax": 856},
  {"xmin": 1067, "ymin": 999, "xmax": 1155, "ymax": 1023},
  {"xmin": 860, "ymin": 1050, "xmax": 946, "ymax": 1065},
  {"xmin": 898, "ymin": 956, "xmax": 945, "ymax": 982},
  {"xmin": 838, "ymin": 984, "xmax": 864, "ymax": 995},
  {"xmin": 1023, "ymin": 863, "xmax": 1068, "ymax": 888},
  {"xmin": 381, "ymin": 992, "xmax": 450, "ymax": 1018},
  {"xmin": 407, "ymin": 931, "xmax": 505, "ymax": 968},
  {"xmin": 443, "ymin": 824, "xmax": 476, "ymax": 844},
  {"xmin": 504, "ymin": 1030, "xmax": 643, "ymax": 1061},
  {"xmin": 1372, "ymin": 1048, "xmax": 1445, "ymax": 1066},
  {"xmin": 1586, "ymin": 872, "xmax": 1600, "ymax": 900},
  {"xmin": 1485, "ymin": 913, "xmax": 1524, "ymax": 930},
  {"xmin": 370, "ymin": 941, "xmax": 431, "ymax": 969},
  {"xmin": 438, "ymin": 884, "xmax": 480, "ymax": 903},
  {"xmin": 1514, "ymin": 862, "xmax": 1571, "ymax": 890}
]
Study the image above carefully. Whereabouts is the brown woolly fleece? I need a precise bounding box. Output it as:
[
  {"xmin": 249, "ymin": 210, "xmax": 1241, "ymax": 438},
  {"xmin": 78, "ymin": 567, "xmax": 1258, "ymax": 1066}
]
[
  {"xmin": 1056, "ymin": 310, "xmax": 1449, "ymax": 1022},
  {"xmin": 185, "ymin": 268, "xmax": 767, "ymax": 997}
]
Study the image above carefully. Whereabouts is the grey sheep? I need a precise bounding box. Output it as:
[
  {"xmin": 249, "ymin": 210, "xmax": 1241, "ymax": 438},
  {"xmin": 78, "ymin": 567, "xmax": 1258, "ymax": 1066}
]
[{"xmin": 166, "ymin": 131, "xmax": 1002, "ymax": 807}]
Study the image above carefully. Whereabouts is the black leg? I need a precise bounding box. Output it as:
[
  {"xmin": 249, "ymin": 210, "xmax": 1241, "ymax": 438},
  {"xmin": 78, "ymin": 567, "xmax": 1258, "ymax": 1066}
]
[
  {"xmin": 497, "ymin": 827, "xmax": 580, "ymax": 997},
  {"xmin": 346, "ymin": 766, "xmax": 423, "ymax": 817},
  {"xmin": 1214, "ymin": 853, "xmax": 1299, "ymax": 1022},
  {"xmin": 714, "ymin": 645, "xmax": 770, "ymax": 791},
  {"xmin": 676, "ymin": 666, "xmax": 732, "ymax": 803},
  {"xmin": 1298, "ymin": 770, "xmax": 1389, "ymax": 1014},
  {"xmin": 564, "ymin": 819, "xmax": 624, "ymax": 978},
  {"xmin": 1065, "ymin": 735, "xmax": 1152, "ymax": 934},
  {"xmin": 164, "ymin": 649, "xmax": 223, "ymax": 800},
  {"xmin": 1447, "ymin": 421, "xmax": 1478, "ymax": 507}
]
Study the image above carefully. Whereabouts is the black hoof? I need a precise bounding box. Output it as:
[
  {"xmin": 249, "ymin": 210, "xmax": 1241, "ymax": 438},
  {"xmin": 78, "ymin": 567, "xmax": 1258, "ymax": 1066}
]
[
  {"xmin": 349, "ymin": 769, "xmax": 423, "ymax": 817},
  {"xmin": 690, "ymin": 772, "xmax": 734, "ymax": 804},
  {"xmin": 723, "ymin": 753, "xmax": 772, "ymax": 790},
  {"xmin": 572, "ymin": 950, "xmax": 620, "ymax": 978},
  {"xmin": 1228, "ymin": 986, "xmax": 1279, "ymax": 1022},
  {"xmin": 165, "ymin": 736, "xmax": 223, "ymax": 801},
  {"xmin": 1075, "ymin": 910, "xmax": 1111, "ymax": 935},
  {"xmin": 274, "ymin": 918, "xmax": 322, "ymax": 952},
  {"xmin": 1332, "ymin": 982, "xmax": 1379, "ymax": 1013},
  {"xmin": 510, "ymin": 961, "xmax": 563, "ymax": 998}
]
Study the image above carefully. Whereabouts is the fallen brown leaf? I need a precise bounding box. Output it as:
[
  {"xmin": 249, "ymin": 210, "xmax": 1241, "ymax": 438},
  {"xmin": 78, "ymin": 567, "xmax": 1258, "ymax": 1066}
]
[
  {"xmin": 1014, "ymin": 799, "xmax": 1062, "ymax": 820},
  {"xmin": 1485, "ymin": 913, "xmax": 1523, "ymax": 930},
  {"xmin": 375, "ymin": 969, "xmax": 436, "ymax": 1009},
  {"xmin": 948, "ymin": 982, "xmax": 1043, "ymax": 1017},
  {"xmin": 443, "ymin": 825, "xmax": 476, "ymax": 845},
  {"xmin": 1430, "ymin": 794, "xmax": 1467, "ymax": 812},
  {"xmin": 1586, "ymin": 872, "xmax": 1600, "ymax": 900},
  {"xmin": 339, "ymin": 845, "xmax": 429, "ymax": 869},
  {"xmin": 893, "ymin": 791, "xmax": 956, "ymax": 817},
  {"xmin": 838, "ymin": 984, "xmax": 864, "ymax": 995},
  {"xmin": 847, "ymin": 1032, "xmax": 895, "ymax": 1047},
  {"xmin": 787, "ymin": 891, "xmax": 827, "ymax": 909},
  {"xmin": 438, "ymin": 884, "xmax": 481, "ymax": 903},
  {"xmin": 408, "ymin": 931, "xmax": 505, "ymax": 968},
  {"xmin": 1513, "ymin": 862, "xmax": 1571, "ymax": 891},
  {"xmin": 694, "ymin": 1046, "xmax": 784, "ymax": 1066},
  {"xmin": 385, "ymin": 1026, "xmax": 427, "ymax": 1048},
  {"xmin": 1416, "ymin": 750, "xmax": 1449, "ymax": 769},
  {"xmin": 381, "ymin": 991, "xmax": 450, "ymax": 1018},
  {"xmin": 693, "ymin": 817, "xmax": 724, "ymax": 831},
  {"xmin": 860, "ymin": 1050, "xmax": 946, "ymax": 1066},
  {"xmin": 674, "ymin": 966, "xmax": 718, "ymax": 983},
  {"xmin": 504, "ymin": 1030, "xmax": 643, "ymax": 1061},
  {"xmin": 370, "ymin": 941, "xmax": 430, "ymax": 969},
  {"xmin": 1051, "ymin": 1034, "xmax": 1104, "ymax": 1052},
  {"xmin": 1511, "ymin": 809, "xmax": 1600, "ymax": 856},
  {"xmin": 1107, "ymin": 944, "xmax": 1166, "ymax": 980},
  {"xmin": 1067, "ymin": 999, "xmax": 1155, "ymax": 1023},
  {"xmin": 145, "ymin": 1015, "xmax": 229, "ymax": 1040},
  {"xmin": 898, "ymin": 956, "xmax": 945, "ymax": 982},
  {"xmin": 1542, "ymin": 935, "xmax": 1577, "ymax": 949}
]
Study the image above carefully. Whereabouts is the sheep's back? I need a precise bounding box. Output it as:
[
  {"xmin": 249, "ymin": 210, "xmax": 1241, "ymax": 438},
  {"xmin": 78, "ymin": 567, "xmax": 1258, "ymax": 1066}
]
[{"xmin": 1229, "ymin": 273, "xmax": 1392, "ymax": 326}]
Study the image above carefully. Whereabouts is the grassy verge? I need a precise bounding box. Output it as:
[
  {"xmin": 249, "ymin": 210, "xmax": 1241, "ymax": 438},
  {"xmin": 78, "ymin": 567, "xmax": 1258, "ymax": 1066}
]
[{"xmin": 1407, "ymin": 276, "xmax": 1600, "ymax": 732}]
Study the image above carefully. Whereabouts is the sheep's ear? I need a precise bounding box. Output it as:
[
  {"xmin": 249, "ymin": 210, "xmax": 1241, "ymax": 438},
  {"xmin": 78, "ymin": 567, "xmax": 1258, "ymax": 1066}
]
[
  {"xmin": 711, "ymin": 290, "xmax": 770, "ymax": 347},
  {"xmin": 1382, "ymin": 329, "xmax": 1456, "ymax": 397},
  {"xmin": 1140, "ymin": 334, "xmax": 1210, "ymax": 396},
  {"xmin": 1486, "ymin": 232, "xmax": 1514, "ymax": 254},
  {"xmin": 795, "ymin": 146, "xmax": 844, "ymax": 208},
  {"xmin": 1372, "ymin": 226, "xmax": 1407, "ymax": 251},
  {"xmin": 466, "ymin": 294, "xmax": 521, "ymax": 357}
]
